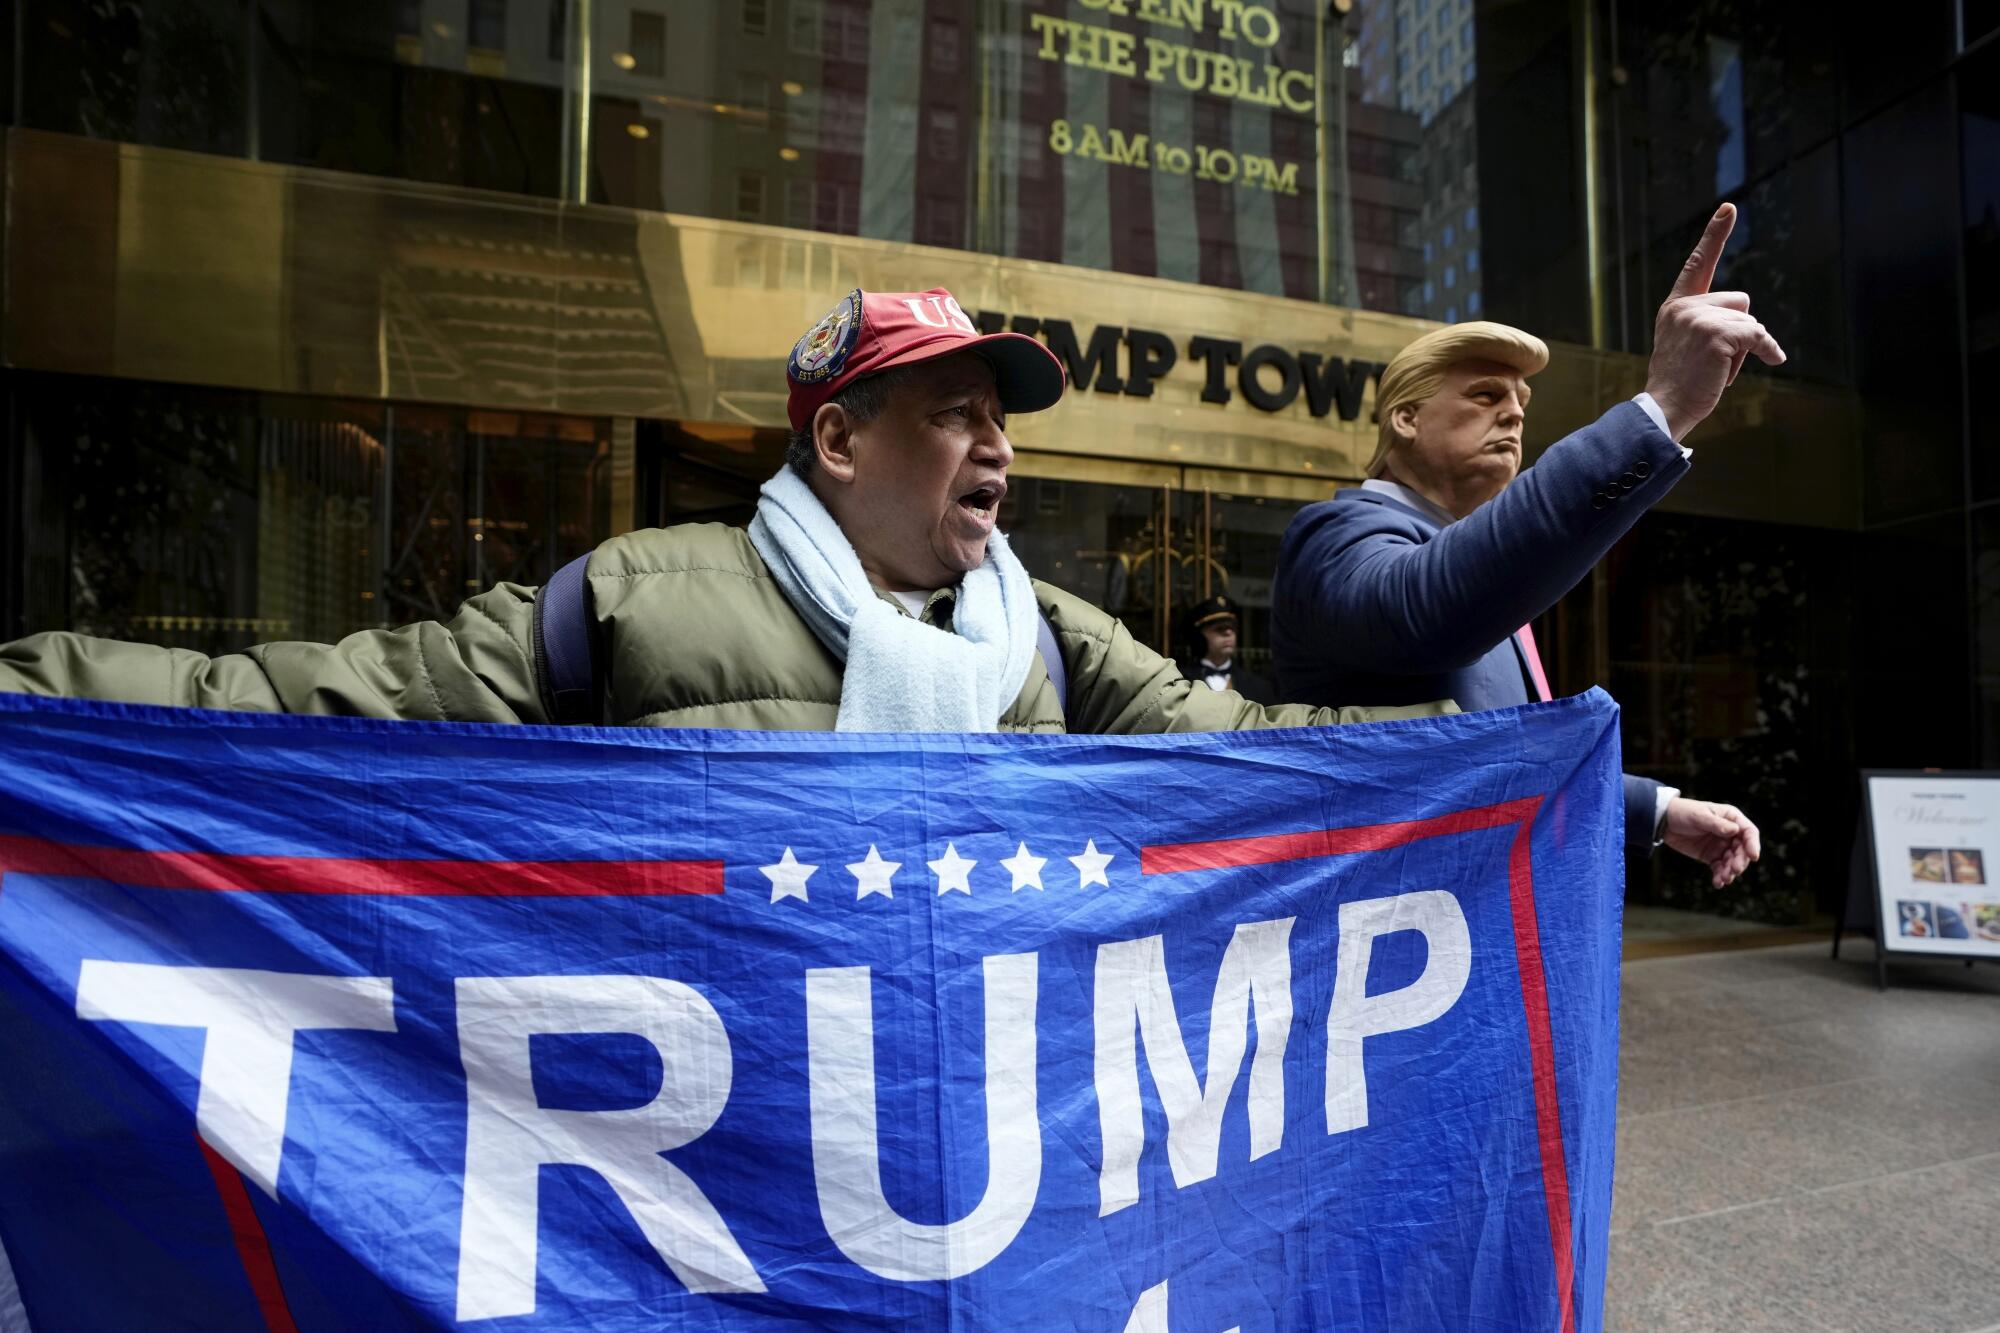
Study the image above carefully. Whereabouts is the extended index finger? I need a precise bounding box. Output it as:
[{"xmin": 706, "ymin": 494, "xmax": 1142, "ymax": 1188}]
[{"xmin": 1667, "ymin": 203, "xmax": 1737, "ymax": 300}]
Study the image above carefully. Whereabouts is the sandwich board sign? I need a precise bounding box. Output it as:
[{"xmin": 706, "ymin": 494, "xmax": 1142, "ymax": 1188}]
[{"xmin": 1850, "ymin": 770, "xmax": 2000, "ymax": 988}]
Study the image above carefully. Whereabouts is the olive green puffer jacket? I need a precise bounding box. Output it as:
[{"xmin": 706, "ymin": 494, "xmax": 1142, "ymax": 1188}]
[{"xmin": 0, "ymin": 524, "xmax": 1449, "ymax": 733}]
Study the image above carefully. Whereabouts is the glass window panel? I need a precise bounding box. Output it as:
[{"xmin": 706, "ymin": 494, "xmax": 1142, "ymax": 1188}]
[
  {"xmin": 737, "ymin": 71, "xmax": 770, "ymax": 130},
  {"xmin": 470, "ymin": 0, "xmax": 507, "ymax": 54},
  {"xmin": 736, "ymin": 171, "xmax": 766, "ymax": 220},
  {"xmin": 628, "ymin": 10, "xmax": 665, "ymax": 77},
  {"xmin": 789, "ymin": 2, "xmax": 824, "ymax": 56},
  {"xmin": 19, "ymin": 0, "xmax": 572, "ymax": 199},
  {"xmin": 12, "ymin": 377, "xmax": 610, "ymax": 651},
  {"xmin": 785, "ymin": 178, "xmax": 817, "ymax": 229},
  {"xmin": 928, "ymin": 15, "xmax": 961, "ymax": 73},
  {"xmin": 928, "ymin": 109, "xmax": 960, "ymax": 163}
]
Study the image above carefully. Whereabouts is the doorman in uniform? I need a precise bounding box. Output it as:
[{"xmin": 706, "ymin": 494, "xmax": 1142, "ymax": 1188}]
[{"xmin": 1176, "ymin": 595, "xmax": 1273, "ymax": 705}]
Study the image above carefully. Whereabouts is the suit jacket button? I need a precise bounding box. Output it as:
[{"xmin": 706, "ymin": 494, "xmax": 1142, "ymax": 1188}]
[
  {"xmin": 1591, "ymin": 492, "xmax": 1610, "ymax": 510},
  {"xmin": 1633, "ymin": 460, "xmax": 1653, "ymax": 479},
  {"xmin": 1621, "ymin": 470, "xmax": 1639, "ymax": 488}
]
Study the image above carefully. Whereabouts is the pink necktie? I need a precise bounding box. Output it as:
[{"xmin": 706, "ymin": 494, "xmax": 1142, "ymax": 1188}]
[{"xmin": 1517, "ymin": 622, "xmax": 1553, "ymax": 702}]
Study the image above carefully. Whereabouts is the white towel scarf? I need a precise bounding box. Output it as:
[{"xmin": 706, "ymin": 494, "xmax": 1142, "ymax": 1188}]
[{"xmin": 747, "ymin": 466, "xmax": 1038, "ymax": 732}]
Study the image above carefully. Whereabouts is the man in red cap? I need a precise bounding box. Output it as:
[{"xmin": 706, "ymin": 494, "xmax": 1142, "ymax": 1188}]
[{"xmin": 0, "ymin": 286, "xmax": 1443, "ymax": 737}]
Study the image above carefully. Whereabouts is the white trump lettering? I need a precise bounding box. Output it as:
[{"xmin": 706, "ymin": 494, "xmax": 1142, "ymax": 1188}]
[
  {"xmin": 1094, "ymin": 917, "xmax": 1294, "ymax": 1216},
  {"xmin": 805, "ymin": 952, "xmax": 1040, "ymax": 1282},
  {"xmin": 1325, "ymin": 890, "xmax": 1471, "ymax": 1135},
  {"xmin": 74, "ymin": 961, "xmax": 397, "ymax": 1198},
  {"xmin": 454, "ymin": 975, "xmax": 762, "ymax": 1321},
  {"xmin": 1124, "ymin": 1279, "xmax": 1242, "ymax": 1333}
]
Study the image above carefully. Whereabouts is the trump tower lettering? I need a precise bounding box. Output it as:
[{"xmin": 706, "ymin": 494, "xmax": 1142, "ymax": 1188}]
[{"xmin": 0, "ymin": 691, "xmax": 1625, "ymax": 1330}]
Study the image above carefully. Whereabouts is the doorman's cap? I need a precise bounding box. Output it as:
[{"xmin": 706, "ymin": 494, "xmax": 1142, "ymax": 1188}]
[
  {"xmin": 786, "ymin": 288, "xmax": 1068, "ymax": 431},
  {"xmin": 1188, "ymin": 595, "xmax": 1245, "ymax": 632}
]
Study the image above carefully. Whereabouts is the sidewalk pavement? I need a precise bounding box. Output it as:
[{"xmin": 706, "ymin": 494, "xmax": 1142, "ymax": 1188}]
[{"xmin": 1608, "ymin": 939, "xmax": 2000, "ymax": 1332}]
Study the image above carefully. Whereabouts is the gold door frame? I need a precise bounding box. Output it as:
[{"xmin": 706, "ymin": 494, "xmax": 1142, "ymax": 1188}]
[{"xmin": 1006, "ymin": 449, "xmax": 1337, "ymax": 656}]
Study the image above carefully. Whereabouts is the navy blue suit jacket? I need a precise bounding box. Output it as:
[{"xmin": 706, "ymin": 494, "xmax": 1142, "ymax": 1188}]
[{"xmin": 1272, "ymin": 400, "xmax": 1691, "ymax": 851}]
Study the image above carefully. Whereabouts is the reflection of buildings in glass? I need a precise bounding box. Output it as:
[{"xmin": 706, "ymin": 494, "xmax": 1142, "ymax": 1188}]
[
  {"xmin": 24, "ymin": 0, "xmax": 1436, "ymax": 307},
  {"xmin": 1353, "ymin": 0, "xmax": 1479, "ymax": 322},
  {"xmin": 372, "ymin": 1, "xmax": 790, "ymax": 221},
  {"xmin": 1341, "ymin": 101, "xmax": 1427, "ymax": 316},
  {"xmin": 1407, "ymin": 89, "xmax": 1478, "ymax": 323},
  {"xmin": 578, "ymin": 0, "xmax": 974, "ymax": 247}
]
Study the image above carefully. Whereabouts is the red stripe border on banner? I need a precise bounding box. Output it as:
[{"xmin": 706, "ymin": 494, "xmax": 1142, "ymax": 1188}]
[
  {"xmin": 1140, "ymin": 796, "xmax": 1578, "ymax": 1333},
  {"xmin": 0, "ymin": 833, "xmax": 722, "ymax": 897},
  {"xmin": 197, "ymin": 1136, "xmax": 299, "ymax": 1333}
]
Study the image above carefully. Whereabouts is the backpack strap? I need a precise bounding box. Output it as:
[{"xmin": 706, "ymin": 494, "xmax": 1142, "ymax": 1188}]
[
  {"xmin": 1035, "ymin": 611, "xmax": 1068, "ymax": 719},
  {"xmin": 532, "ymin": 552, "xmax": 601, "ymax": 724}
]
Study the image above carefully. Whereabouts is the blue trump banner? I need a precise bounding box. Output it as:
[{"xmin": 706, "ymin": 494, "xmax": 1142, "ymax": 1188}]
[{"xmin": 0, "ymin": 690, "xmax": 1624, "ymax": 1331}]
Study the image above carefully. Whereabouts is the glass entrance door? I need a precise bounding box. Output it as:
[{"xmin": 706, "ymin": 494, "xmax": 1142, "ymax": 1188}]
[
  {"xmin": 1171, "ymin": 487, "xmax": 1308, "ymax": 685},
  {"xmin": 999, "ymin": 473, "xmax": 1176, "ymax": 655},
  {"xmin": 999, "ymin": 465, "xmax": 1323, "ymax": 679}
]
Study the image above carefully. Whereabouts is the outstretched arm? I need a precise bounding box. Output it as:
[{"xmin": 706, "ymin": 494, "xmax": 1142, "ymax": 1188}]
[
  {"xmin": 1278, "ymin": 403, "xmax": 1688, "ymax": 676},
  {"xmin": 0, "ymin": 583, "xmax": 548, "ymax": 722},
  {"xmin": 1279, "ymin": 203, "xmax": 1786, "ymax": 678}
]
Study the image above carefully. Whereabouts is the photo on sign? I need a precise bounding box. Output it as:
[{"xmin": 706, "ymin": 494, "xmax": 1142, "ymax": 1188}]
[
  {"xmin": 1972, "ymin": 904, "xmax": 2000, "ymax": 943},
  {"xmin": 1897, "ymin": 900, "xmax": 1936, "ymax": 938},
  {"xmin": 1934, "ymin": 904, "xmax": 1970, "ymax": 940},
  {"xmin": 1909, "ymin": 848, "xmax": 1947, "ymax": 883},
  {"xmin": 1948, "ymin": 849, "xmax": 1985, "ymax": 885}
]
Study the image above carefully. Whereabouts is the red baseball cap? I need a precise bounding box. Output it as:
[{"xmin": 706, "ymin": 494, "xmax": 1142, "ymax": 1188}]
[{"xmin": 785, "ymin": 287, "xmax": 1068, "ymax": 431}]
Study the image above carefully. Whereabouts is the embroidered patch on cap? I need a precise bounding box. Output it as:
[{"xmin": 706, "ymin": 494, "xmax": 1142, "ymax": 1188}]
[{"xmin": 789, "ymin": 289, "xmax": 863, "ymax": 386}]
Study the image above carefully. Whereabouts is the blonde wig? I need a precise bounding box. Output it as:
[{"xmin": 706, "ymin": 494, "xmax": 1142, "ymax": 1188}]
[{"xmin": 1366, "ymin": 321, "xmax": 1551, "ymax": 477}]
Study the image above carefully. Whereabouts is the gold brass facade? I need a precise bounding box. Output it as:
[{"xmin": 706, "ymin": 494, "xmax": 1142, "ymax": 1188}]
[{"xmin": 1, "ymin": 128, "xmax": 1860, "ymax": 527}]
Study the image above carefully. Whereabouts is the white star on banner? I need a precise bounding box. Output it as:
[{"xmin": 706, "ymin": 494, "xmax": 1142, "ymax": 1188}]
[
  {"xmin": 1069, "ymin": 840, "xmax": 1114, "ymax": 889},
  {"xmin": 848, "ymin": 844, "xmax": 900, "ymax": 899},
  {"xmin": 760, "ymin": 848, "xmax": 816, "ymax": 904},
  {"xmin": 928, "ymin": 843, "xmax": 977, "ymax": 896},
  {"xmin": 1000, "ymin": 842, "xmax": 1047, "ymax": 892}
]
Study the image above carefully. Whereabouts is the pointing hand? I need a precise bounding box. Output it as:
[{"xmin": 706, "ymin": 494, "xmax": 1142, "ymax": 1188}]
[{"xmin": 1642, "ymin": 204, "xmax": 1787, "ymax": 441}]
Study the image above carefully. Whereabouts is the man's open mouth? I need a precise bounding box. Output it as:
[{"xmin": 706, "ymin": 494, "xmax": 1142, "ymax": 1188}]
[{"xmin": 956, "ymin": 483, "xmax": 1005, "ymax": 521}]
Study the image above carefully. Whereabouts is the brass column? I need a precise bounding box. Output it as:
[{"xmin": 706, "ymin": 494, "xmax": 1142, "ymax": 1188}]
[
  {"xmin": 563, "ymin": 0, "xmax": 594, "ymax": 204},
  {"xmin": 1574, "ymin": 0, "xmax": 1607, "ymax": 349}
]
